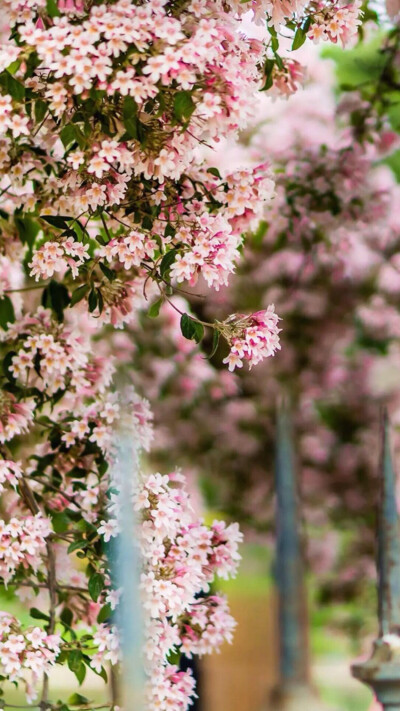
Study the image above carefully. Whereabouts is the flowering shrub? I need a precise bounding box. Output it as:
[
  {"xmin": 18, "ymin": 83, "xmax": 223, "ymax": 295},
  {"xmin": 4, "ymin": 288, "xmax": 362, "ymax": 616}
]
[{"xmin": 127, "ymin": 41, "xmax": 400, "ymax": 603}]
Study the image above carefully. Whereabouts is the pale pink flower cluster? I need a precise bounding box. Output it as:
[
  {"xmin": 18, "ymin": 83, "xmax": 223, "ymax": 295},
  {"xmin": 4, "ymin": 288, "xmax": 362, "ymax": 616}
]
[
  {"xmin": 29, "ymin": 238, "xmax": 90, "ymax": 281},
  {"xmin": 224, "ymin": 164, "xmax": 276, "ymax": 233},
  {"xmin": 60, "ymin": 393, "xmax": 120, "ymax": 454},
  {"xmin": 98, "ymin": 230, "xmax": 156, "ymax": 272},
  {"xmin": 180, "ymin": 595, "xmax": 237, "ymax": 656},
  {"xmin": 7, "ymin": 317, "xmax": 89, "ymax": 396},
  {"xmin": 169, "ymin": 212, "xmax": 241, "ymax": 290},
  {"xmin": 268, "ymin": 59, "xmax": 306, "ymax": 98},
  {"xmin": 145, "ymin": 665, "xmax": 197, "ymax": 711},
  {"xmin": 0, "ymin": 612, "xmax": 60, "ymax": 701},
  {"xmin": 0, "ymin": 515, "xmax": 51, "ymax": 584},
  {"xmin": 264, "ymin": 0, "xmax": 308, "ymax": 26},
  {"xmin": 309, "ymin": 0, "xmax": 363, "ymax": 45},
  {"xmin": 262, "ymin": 0, "xmax": 362, "ymax": 42},
  {"xmin": 2, "ymin": 0, "xmax": 266, "ymax": 183},
  {"xmin": 90, "ymin": 623, "xmax": 120, "ymax": 671},
  {"xmin": 222, "ymin": 306, "xmax": 282, "ymax": 371},
  {"xmin": 0, "ymin": 459, "xmax": 23, "ymax": 493},
  {"xmin": 0, "ymin": 392, "xmax": 35, "ymax": 444},
  {"xmin": 96, "ymin": 164, "xmax": 275, "ymax": 292},
  {"xmin": 58, "ymin": 387, "xmax": 152, "ymax": 458},
  {"xmin": 0, "ymin": 94, "xmax": 29, "ymax": 139},
  {"xmin": 132, "ymin": 393, "xmax": 154, "ymax": 453},
  {"xmin": 96, "ymin": 469, "xmax": 242, "ymax": 710}
]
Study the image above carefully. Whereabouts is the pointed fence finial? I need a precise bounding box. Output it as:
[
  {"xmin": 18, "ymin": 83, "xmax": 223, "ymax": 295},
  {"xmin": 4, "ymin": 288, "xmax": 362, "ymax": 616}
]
[{"xmin": 352, "ymin": 413, "xmax": 400, "ymax": 710}]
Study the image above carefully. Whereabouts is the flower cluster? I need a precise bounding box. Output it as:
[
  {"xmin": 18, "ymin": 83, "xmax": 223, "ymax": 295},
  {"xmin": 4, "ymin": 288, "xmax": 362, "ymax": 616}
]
[
  {"xmin": 268, "ymin": 59, "xmax": 306, "ymax": 98},
  {"xmin": 263, "ymin": 0, "xmax": 362, "ymax": 44},
  {"xmin": 6, "ymin": 314, "xmax": 89, "ymax": 396},
  {"xmin": 0, "ymin": 515, "xmax": 51, "ymax": 584},
  {"xmin": 145, "ymin": 664, "xmax": 197, "ymax": 711},
  {"xmin": 139, "ymin": 471, "xmax": 241, "ymax": 708},
  {"xmin": 0, "ymin": 459, "xmax": 22, "ymax": 493},
  {"xmin": 0, "ymin": 392, "xmax": 35, "ymax": 444},
  {"xmin": 309, "ymin": 0, "xmax": 363, "ymax": 45},
  {"xmin": 221, "ymin": 306, "xmax": 282, "ymax": 371},
  {"xmin": 0, "ymin": 612, "xmax": 61, "ymax": 702},
  {"xmin": 96, "ymin": 469, "xmax": 242, "ymax": 693},
  {"xmin": 29, "ymin": 238, "xmax": 90, "ymax": 281}
]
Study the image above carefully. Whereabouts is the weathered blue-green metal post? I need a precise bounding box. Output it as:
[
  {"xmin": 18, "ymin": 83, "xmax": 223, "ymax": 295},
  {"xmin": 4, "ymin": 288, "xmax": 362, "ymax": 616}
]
[
  {"xmin": 112, "ymin": 421, "xmax": 145, "ymax": 710},
  {"xmin": 352, "ymin": 416, "xmax": 400, "ymax": 709},
  {"xmin": 268, "ymin": 405, "xmax": 331, "ymax": 710}
]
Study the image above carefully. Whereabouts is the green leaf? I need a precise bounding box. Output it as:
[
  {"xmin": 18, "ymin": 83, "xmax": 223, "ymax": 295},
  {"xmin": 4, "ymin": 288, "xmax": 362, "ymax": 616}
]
[
  {"xmin": 122, "ymin": 96, "xmax": 138, "ymax": 140},
  {"xmin": 46, "ymin": 0, "xmax": 61, "ymax": 16},
  {"xmin": 160, "ymin": 248, "xmax": 179, "ymax": 278},
  {"xmin": 14, "ymin": 216, "xmax": 39, "ymax": 246},
  {"xmin": 70, "ymin": 284, "xmax": 90, "ymax": 307},
  {"xmin": 292, "ymin": 27, "xmax": 307, "ymax": 50},
  {"xmin": 207, "ymin": 167, "xmax": 221, "ymax": 179},
  {"xmin": 208, "ymin": 329, "xmax": 220, "ymax": 359},
  {"xmin": 88, "ymin": 288, "xmax": 98, "ymax": 313},
  {"xmin": 260, "ymin": 59, "xmax": 275, "ymax": 92},
  {"xmin": 148, "ymin": 298, "xmax": 163, "ymax": 319},
  {"xmin": 92, "ymin": 665, "xmax": 108, "ymax": 682},
  {"xmin": 5, "ymin": 60, "xmax": 20, "ymax": 75},
  {"xmin": 252, "ymin": 220, "xmax": 268, "ymax": 248},
  {"xmin": 99, "ymin": 263, "xmax": 115, "ymax": 281},
  {"xmin": 48, "ymin": 280, "xmax": 71, "ymax": 322},
  {"xmin": 30, "ymin": 607, "xmax": 50, "ymax": 621},
  {"xmin": 68, "ymin": 650, "xmax": 83, "ymax": 674},
  {"xmin": 97, "ymin": 603, "xmax": 112, "ymax": 624},
  {"xmin": 60, "ymin": 607, "xmax": 73, "ymax": 627},
  {"xmin": 67, "ymin": 539, "xmax": 87, "ymax": 554},
  {"xmin": 60, "ymin": 124, "xmax": 77, "ymax": 148},
  {"xmin": 42, "ymin": 280, "xmax": 71, "ymax": 322},
  {"xmin": 51, "ymin": 511, "xmax": 70, "ymax": 534},
  {"xmin": 180, "ymin": 313, "xmax": 204, "ymax": 344},
  {"xmin": 0, "ymin": 71, "xmax": 25, "ymax": 101},
  {"xmin": 173, "ymin": 91, "xmax": 195, "ymax": 123},
  {"xmin": 0, "ymin": 296, "xmax": 15, "ymax": 330},
  {"xmin": 35, "ymin": 99, "xmax": 48, "ymax": 123},
  {"xmin": 322, "ymin": 34, "xmax": 387, "ymax": 90},
  {"xmin": 68, "ymin": 694, "xmax": 90, "ymax": 706},
  {"xmin": 96, "ymin": 288, "xmax": 104, "ymax": 314},
  {"xmin": 41, "ymin": 215, "xmax": 73, "ymax": 230},
  {"xmin": 88, "ymin": 572, "xmax": 104, "ymax": 602},
  {"xmin": 164, "ymin": 223, "xmax": 176, "ymax": 239},
  {"xmin": 3, "ymin": 351, "xmax": 16, "ymax": 382},
  {"xmin": 60, "ymin": 123, "xmax": 86, "ymax": 149}
]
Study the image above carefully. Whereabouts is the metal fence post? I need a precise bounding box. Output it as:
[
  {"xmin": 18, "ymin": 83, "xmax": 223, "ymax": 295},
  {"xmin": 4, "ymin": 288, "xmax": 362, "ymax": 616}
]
[
  {"xmin": 268, "ymin": 404, "xmax": 332, "ymax": 710},
  {"xmin": 352, "ymin": 415, "xmax": 400, "ymax": 709}
]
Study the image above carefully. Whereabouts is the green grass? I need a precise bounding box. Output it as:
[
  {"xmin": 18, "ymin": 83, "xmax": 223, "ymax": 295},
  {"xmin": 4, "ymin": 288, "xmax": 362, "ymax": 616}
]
[{"xmin": 318, "ymin": 684, "xmax": 373, "ymax": 711}]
